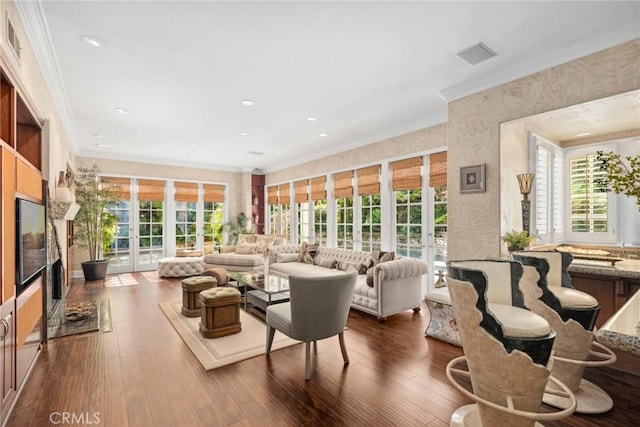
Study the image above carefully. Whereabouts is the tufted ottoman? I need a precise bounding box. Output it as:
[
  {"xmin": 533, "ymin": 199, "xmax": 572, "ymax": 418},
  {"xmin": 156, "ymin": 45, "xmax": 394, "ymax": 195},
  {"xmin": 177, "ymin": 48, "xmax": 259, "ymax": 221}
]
[
  {"xmin": 181, "ymin": 276, "xmax": 217, "ymax": 317},
  {"xmin": 157, "ymin": 256, "xmax": 205, "ymax": 277},
  {"xmin": 199, "ymin": 287, "xmax": 242, "ymax": 338}
]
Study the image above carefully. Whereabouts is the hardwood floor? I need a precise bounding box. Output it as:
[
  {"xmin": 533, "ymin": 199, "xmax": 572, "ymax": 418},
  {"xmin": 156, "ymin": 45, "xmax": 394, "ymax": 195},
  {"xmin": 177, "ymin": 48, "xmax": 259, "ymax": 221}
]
[{"xmin": 8, "ymin": 272, "xmax": 639, "ymax": 426}]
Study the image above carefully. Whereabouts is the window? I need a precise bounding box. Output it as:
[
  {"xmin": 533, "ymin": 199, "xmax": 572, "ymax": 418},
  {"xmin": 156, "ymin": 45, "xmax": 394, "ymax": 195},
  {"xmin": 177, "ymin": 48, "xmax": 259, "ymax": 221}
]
[
  {"xmin": 311, "ymin": 176, "xmax": 327, "ymax": 244},
  {"xmin": 395, "ymin": 190, "xmax": 422, "ymax": 257},
  {"xmin": 568, "ymin": 150, "xmax": 609, "ymax": 235},
  {"xmin": 137, "ymin": 179, "xmax": 165, "ymax": 264},
  {"xmin": 203, "ymin": 183, "xmax": 225, "ymax": 254},
  {"xmin": 102, "ymin": 177, "xmax": 131, "ymax": 266},
  {"xmin": 295, "ymin": 179, "xmax": 310, "ymax": 243},
  {"xmin": 429, "ymin": 152, "xmax": 447, "ymax": 264},
  {"xmin": 334, "ymin": 171, "xmax": 354, "ymax": 249},
  {"xmin": 267, "ymin": 185, "xmax": 279, "ymax": 235},
  {"xmin": 175, "ymin": 201, "xmax": 197, "ymax": 249},
  {"xmin": 357, "ymin": 165, "xmax": 381, "ymax": 252},
  {"xmin": 279, "ymin": 183, "xmax": 291, "ymax": 238}
]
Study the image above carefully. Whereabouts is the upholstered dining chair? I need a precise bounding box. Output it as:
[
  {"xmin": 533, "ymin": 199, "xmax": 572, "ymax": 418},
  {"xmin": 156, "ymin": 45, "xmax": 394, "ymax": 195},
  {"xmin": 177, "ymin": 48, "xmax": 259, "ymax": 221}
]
[
  {"xmin": 512, "ymin": 251, "xmax": 616, "ymax": 414},
  {"xmin": 265, "ymin": 271, "xmax": 357, "ymax": 380},
  {"xmin": 445, "ymin": 259, "xmax": 576, "ymax": 426}
]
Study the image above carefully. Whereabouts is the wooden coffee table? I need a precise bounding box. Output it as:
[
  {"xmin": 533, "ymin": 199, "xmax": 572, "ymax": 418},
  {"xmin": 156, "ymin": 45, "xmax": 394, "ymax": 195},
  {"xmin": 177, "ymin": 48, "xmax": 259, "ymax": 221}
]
[{"xmin": 227, "ymin": 272, "xmax": 290, "ymax": 315}]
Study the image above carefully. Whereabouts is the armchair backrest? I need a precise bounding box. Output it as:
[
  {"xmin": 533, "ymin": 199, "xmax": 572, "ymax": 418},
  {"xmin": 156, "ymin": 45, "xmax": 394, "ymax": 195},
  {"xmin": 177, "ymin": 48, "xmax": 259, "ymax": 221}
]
[
  {"xmin": 513, "ymin": 250, "xmax": 573, "ymax": 289},
  {"xmin": 448, "ymin": 259, "xmax": 525, "ymax": 307},
  {"xmin": 288, "ymin": 272, "xmax": 357, "ymax": 342}
]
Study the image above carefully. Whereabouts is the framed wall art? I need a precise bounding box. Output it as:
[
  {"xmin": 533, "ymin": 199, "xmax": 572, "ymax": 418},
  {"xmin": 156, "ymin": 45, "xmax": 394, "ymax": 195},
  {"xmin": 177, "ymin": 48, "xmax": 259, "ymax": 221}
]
[{"xmin": 460, "ymin": 164, "xmax": 486, "ymax": 193}]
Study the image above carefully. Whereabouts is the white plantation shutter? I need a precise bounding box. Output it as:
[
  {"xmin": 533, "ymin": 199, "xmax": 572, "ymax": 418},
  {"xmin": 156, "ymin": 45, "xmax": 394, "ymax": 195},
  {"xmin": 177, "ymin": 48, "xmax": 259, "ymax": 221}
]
[
  {"xmin": 535, "ymin": 145, "xmax": 549, "ymax": 238},
  {"xmin": 568, "ymin": 153, "xmax": 608, "ymax": 233},
  {"xmin": 552, "ymin": 153, "xmax": 564, "ymax": 238}
]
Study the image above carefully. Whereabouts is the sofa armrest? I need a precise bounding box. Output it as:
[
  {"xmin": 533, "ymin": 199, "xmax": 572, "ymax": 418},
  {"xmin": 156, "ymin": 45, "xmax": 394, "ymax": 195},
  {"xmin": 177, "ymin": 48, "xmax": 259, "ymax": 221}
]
[{"xmin": 375, "ymin": 257, "xmax": 428, "ymax": 282}]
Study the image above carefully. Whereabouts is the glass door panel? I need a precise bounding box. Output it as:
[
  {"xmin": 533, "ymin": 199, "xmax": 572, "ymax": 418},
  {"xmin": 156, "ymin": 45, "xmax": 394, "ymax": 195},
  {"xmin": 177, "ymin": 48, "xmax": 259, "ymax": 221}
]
[
  {"xmin": 135, "ymin": 201, "xmax": 164, "ymax": 270},
  {"xmin": 105, "ymin": 200, "xmax": 133, "ymax": 274}
]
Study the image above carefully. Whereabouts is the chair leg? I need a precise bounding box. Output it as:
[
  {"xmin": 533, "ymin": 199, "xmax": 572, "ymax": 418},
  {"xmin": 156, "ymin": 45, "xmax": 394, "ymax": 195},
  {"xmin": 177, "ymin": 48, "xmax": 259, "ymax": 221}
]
[
  {"xmin": 266, "ymin": 326, "xmax": 276, "ymax": 356},
  {"xmin": 313, "ymin": 340, "xmax": 318, "ymax": 354},
  {"xmin": 305, "ymin": 342, "xmax": 311, "ymax": 380},
  {"xmin": 339, "ymin": 332, "xmax": 349, "ymax": 364}
]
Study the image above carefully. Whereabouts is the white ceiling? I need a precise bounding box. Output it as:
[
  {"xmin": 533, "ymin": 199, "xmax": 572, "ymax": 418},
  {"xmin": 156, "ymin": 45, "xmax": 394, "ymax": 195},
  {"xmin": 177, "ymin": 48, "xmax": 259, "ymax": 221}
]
[{"xmin": 17, "ymin": 1, "xmax": 640, "ymax": 172}]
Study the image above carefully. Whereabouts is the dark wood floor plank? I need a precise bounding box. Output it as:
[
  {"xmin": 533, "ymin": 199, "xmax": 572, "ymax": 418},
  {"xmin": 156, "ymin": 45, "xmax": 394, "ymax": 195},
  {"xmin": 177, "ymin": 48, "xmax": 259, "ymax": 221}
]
[{"xmin": 7, "ymin": 272, "xmax": 638, "ymax": 427}]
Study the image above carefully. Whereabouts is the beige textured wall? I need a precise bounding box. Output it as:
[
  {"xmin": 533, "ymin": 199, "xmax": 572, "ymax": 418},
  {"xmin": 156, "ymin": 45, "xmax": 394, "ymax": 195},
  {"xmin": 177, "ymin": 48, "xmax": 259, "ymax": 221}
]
[
  {"xmin": 448, "ymin": 39, "xmax": 640, "ymax": 260},
  {"xmin": 267, "ymin": 123, "xmax": 447, "ymax": 184},
  {"xmin": 1, "ymin": 1, "xmax": 76, "ymax": 273}
]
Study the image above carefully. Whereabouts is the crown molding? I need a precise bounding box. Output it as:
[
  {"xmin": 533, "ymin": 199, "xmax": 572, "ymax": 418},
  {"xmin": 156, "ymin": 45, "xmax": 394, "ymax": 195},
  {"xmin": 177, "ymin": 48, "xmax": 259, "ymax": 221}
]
[
  {"xmin": 439, "ymin": 22, "xmax": 640, "ymax": 103},
  {"xmin": 14, "ymin": 0, "xmax": 79, "ymax": 151}
]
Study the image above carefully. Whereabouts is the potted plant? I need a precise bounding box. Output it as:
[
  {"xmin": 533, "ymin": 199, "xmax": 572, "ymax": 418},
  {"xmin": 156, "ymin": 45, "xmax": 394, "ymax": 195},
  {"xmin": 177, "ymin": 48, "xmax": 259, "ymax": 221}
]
[
  {"xmin": 501, "ymin": 230, "xmax": 535, "ymax": 252},
  {"xmin": 597, "ymin": 151, "xmax": 640, "ymax": 211},
  {"xmin": 222, "ymin": 212, "xmax": 249, "ymax": 245},
  {"xmin": 73, "ymin": 164, "xmax": 119, "ymax": 281}
]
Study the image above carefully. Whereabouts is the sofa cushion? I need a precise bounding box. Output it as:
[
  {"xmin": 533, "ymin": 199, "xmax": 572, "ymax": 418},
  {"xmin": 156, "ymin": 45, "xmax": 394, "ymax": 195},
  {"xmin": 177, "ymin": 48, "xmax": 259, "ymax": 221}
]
[
  {"xmin": 314, "ymin": 256, "xmax": 337, "ymax": 269},
  {"xmin": 298, "ymin": 241, "xmax": 318, "ymax": 264},
  {"xmin": 176, "ymin": 249, "xmax": 203, "ymax": 257},
  {"xmin": 271, "ymin": 262, "xmax": 339, "ymax": 278},
  {"xmin": 204, "ymin": 252, "xmax": 264, "ymax": 267},
  {"xmin": 236, "ymin": 243, "xmax": 261, "ymax": 254},
  {"xmin": 277, "ymin": 253, "xmax": 299, "ymax": 263}
]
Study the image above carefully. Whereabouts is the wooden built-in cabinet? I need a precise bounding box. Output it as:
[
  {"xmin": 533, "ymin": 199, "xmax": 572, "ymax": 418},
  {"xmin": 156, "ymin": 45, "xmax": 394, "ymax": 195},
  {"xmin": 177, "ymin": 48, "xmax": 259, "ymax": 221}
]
[
  {"xmin": 569, "ymin": 271, "xmax": 639, "ymax": 328},
  {"xmin": 0, "ymin": 66, "xmax": 44, "ymax": 423}
]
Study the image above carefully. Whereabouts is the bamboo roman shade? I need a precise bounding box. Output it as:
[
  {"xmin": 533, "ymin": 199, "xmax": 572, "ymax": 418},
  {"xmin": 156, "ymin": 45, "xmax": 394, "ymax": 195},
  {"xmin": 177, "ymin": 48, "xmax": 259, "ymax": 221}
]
[
  {"xmin": 174, "ymin": 181, "xmax": 199, "ymax": 202},
  {"xmin": 279, "ymin": 183, "xmax": 290, "ymax": 205},
  {"xmin": 391, "ymin": 157, "xmax": 423, "ymax": 190},
  {"xmin": 101, "ymin": 177, "xmax": 131, "ymax": 199},
  {"xmin": 333, "ymin": 171, "xmax": 353, "ymax": 198},
  {"xmin": 295, "ymin": 179, "xmax": 309, "ymax": 203},
  {"xmin": 357, "ymin": 165, "xmax": 381, "ymax": 195},
  {"xmin": 137, "ymin": 179, "xmax": 165, "ymax": 201},
  {"xmin": 203, "ymin": 183, "xmax": 225, "ymax": 202},
  {"xmin": 310, "ymin": 176, "xmax": 327, "ymax": 201},
  {"xmin": 267, "ymin": 185, "xmax": 278, "ymax": 204},
  {"xmin": 429, "ymin": 151, "xmax": 447, "ymax": 187}
]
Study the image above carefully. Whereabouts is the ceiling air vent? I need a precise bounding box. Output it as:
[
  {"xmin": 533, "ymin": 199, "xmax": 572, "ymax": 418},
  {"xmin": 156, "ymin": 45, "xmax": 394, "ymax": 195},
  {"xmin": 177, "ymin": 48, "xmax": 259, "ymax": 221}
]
[
  {"xmin": 6, "ymin": 14, "xmax": 21, "ymax": 60},
  {"xmin": 456, "ymin": 42, "xmax": 496, "ymax": 65},
  {"xmin": 248, "ymin": 151, "xmax": 265, "ymax": 156}
]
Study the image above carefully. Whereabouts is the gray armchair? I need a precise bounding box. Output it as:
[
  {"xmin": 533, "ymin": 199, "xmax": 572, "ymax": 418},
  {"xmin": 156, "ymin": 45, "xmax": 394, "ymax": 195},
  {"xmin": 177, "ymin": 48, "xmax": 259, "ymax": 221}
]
[{"xmin": 265, "ymin": 271, "xmax": 357, "ymax": 380}]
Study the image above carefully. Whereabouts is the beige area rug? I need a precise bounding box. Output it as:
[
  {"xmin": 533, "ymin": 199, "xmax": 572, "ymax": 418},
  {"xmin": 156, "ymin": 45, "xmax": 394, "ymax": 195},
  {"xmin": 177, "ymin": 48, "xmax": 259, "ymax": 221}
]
[{"xmin": 159, "ymin": 302, "xmax": 300, "ymax": 371}]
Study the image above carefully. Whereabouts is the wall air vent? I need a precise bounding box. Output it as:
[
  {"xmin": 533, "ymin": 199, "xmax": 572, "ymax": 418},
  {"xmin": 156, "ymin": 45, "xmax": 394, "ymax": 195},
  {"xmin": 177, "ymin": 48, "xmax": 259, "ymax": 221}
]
[
  {"xmin": 6, "ymin": 14, "xmax": 21, "ymax": 60},
  {"xmin": 248, "ymin": 151, "xmax": 265, "ymax": 156},
  {"xmin": 456, "ymin": 42, "xmax": 496, "ymax": 65}
]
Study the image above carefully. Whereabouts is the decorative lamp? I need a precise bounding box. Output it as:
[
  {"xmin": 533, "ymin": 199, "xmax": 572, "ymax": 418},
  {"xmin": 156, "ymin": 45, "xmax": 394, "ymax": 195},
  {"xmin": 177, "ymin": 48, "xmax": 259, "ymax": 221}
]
[{"xmin": 516, "ymin": 173, "xmax": 535, "ymax": 235}]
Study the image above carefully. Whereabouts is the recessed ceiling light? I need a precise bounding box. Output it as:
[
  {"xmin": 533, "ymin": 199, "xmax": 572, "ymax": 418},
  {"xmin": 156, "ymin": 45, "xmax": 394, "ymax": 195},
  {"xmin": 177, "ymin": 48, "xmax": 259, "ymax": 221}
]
[
  {"xmin": 306, "ymin": 116, "xmax": 317, "ymax": 122},
  {"xmin": 240, "ymin": 132, "xmax": 248, "ymax": 136},
  {"xmin": 95, "ymin": 143, "xmax": 109, "ymax": 148},
  {"xmin": 191, "ymin": 144, "xmax": 198, "ymax": 147},
  {"xmin": 319, "ymin": 133, "xmax": 328, "ymax": 137},
  {"xmin": 276, "ymin": 150, "xmax": 284, "ymax": 154},
  {"xmin": 576, "ymin": 132, "xmax": 591, "ymax": 137},
  {"xmin": 92, "ymin": 133, "xmax": 103, "ymax": 138},
  {"xmin": 114, "ymin": 107, "xmax": 129, "ymax": 115},
  {"xmin": 241, "ymin": 99, "xmax": 255, "ymax": 106},
  {"xmin": 81, "ymin": 35, "xmax": 103, "ymax": 48}
]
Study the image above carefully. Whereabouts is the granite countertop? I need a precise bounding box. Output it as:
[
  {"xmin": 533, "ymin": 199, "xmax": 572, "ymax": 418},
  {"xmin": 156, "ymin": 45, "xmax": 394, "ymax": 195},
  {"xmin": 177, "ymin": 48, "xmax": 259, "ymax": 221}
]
[
  {"xmin": 568, "ymin": 259, "xmax": 640, "ymax": 280},
  {"xmin": 596, "ymin": 287, "xmax": 640, "ymax": 355}
]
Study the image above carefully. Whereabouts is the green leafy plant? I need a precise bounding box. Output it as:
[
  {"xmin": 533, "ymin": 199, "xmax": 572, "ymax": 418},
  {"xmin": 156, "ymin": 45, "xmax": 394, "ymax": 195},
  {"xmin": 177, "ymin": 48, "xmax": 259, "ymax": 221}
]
[
  {"xmin": 597, "ymin": 151, "xmax": 640, "ymax": 211},
  {"xmin": 501, "ymin": 230, "xmax": 535, "ymax": 252},
  {"xmin": 74, "ymin": 164, "xmax": 119, "ymax": 261},
  {"xmin": 222, "ymin": 212, "xmax": 249, "ymax": 245}
]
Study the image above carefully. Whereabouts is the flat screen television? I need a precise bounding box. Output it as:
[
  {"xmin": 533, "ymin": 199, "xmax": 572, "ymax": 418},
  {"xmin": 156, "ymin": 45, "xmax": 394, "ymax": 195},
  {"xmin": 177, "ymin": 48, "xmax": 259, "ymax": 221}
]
[{"xmin": 16, "ymin": 198, "xmax": 46, "ymax": 294}]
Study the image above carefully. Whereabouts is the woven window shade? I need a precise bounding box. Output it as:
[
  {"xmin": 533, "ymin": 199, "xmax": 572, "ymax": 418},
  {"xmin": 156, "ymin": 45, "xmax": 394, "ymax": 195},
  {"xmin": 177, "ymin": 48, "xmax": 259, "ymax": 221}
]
[
  {"xmin": 138, "ymin": 179, "xmax": 165, "ymax": 201},
  {"xmin": 267, "ymin": 185, "xmax": 278, "ymax": 204},
  {"xmin": 429, "ymin": 151, "xmax": 447, "ymax": 187},
  {"xmin": 310, "ymin": 176, "xmax": 327, "ymax": 201},
  {"xmin": 175, "ymin": 181, "xmax": 199, "ymax": 202},
  {"xmin": 357, "ymin": 165, "xmax": 380, "ymax": 195},
  {"xmin": 333, "ymin": 171, "xmax": 353, "ymax": 198},
  {"xmin": 203, "ymin": 184, "xmax": 225, "ymax": 202},
  {"xmin": 101, "ymin": 177, "xmax": 131, "ymax": 200},
  {"xmin": 295, "ymin": 179, "xmax": 309, "ymax": 203},
  {"xmin": 279, "ymin": 183, "xmax": 290, "ymax": 205},
  {"xmin": 391, "ymin": 157, "xmax": 423, "ymax": 190}
]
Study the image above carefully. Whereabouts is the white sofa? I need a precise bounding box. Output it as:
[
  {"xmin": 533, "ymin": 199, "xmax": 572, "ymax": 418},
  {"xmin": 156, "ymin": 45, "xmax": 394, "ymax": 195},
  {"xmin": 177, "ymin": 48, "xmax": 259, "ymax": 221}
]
[
  {"xmin": 267, "ymin": 244, "xmax": 428, "ymax": 320},
  {"xmin": 203, "ymin": 234, "xmax": 286, "ymax": 272}
]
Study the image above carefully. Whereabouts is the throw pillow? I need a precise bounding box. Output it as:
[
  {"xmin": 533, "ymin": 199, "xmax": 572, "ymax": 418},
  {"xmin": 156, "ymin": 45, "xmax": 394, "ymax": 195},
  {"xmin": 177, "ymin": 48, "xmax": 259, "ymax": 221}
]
[
  {"xmin": 366, "ymin": 250, "xmax": 395, "ymax": 287},
  {"xmin": 219, "ymin": 245, "xmax": 236, "ymax": 253},
  {"xmin": 313, "ymin": 256, "xmax": 337, "ymax": 269},
  {"xmin": 276, "ymin": 253, "xmax": 299, "ymax": 263},
  {"xmin": 337, "ymin": 260, "xmax": 368, "ymax": 274},
  {"xmin": 237, "ymin": 234, "xmax": 257, "ymax": 245},
  {"xmin": 297, "ymin": 242, "xmax": 319, "ymax": 264}
]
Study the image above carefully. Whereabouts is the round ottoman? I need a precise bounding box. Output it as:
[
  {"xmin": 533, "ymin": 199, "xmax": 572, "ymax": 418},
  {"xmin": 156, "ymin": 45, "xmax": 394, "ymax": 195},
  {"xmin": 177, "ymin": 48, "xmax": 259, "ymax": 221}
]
[
  {"xmin": 199, "ymin": 287, "xmax": 242, "ymax": 338},
  {"xmin": 181, "ymin": 276, "xmax": 218, "ymax": 317}
]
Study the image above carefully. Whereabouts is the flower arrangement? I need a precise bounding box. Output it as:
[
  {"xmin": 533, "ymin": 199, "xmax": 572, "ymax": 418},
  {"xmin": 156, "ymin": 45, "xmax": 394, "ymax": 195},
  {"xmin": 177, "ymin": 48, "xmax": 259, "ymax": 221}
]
[{"xmin": 501, "ymin": 230, "xmax": 535, "ymax": 252}]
